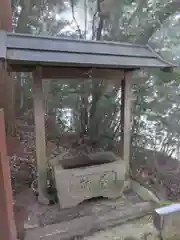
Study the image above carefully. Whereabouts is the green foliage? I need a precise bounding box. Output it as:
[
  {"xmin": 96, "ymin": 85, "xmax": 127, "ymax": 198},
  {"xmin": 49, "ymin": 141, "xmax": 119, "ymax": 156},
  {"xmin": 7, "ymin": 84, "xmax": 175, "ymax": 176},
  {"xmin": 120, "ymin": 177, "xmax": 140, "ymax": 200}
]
[
  {"xmin": 124, "ymin": 237, "xmax": 138, "ymax": 240},
  {"xmin": 13, "ymin": 0, "xmax": 180, "ymax": 155},
  {"xmin": 164, "ymin": 235, "xmax": 180, "ymax": 240},
  {"xmin": 159, "ymin": 201, "xmax": 174, "ymax": 207},
  {"xmin": 122, "ymin": 0, "xmax": 135, "ymax": 5}
]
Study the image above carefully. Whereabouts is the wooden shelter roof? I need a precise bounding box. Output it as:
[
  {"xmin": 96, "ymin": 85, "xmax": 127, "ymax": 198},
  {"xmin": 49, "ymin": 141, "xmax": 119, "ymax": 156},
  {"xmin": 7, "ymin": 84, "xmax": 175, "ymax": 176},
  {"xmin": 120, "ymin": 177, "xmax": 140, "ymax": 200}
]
[{"xmin": 0, "ymin": 31, "xmax": 176, "ymax": 71}]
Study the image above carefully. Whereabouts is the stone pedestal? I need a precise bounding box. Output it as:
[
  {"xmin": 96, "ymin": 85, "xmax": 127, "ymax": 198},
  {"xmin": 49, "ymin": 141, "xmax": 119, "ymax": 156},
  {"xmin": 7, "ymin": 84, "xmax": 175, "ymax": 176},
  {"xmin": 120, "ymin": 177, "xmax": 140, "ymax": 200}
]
[{"xmin": 53, "ymin": 161, "xmax": 127, "ymax": 209}]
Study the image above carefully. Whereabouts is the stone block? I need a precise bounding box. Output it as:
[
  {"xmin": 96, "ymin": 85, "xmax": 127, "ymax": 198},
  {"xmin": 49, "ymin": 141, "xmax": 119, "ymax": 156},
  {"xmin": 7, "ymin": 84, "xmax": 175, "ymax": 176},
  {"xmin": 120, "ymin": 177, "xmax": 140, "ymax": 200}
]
[
  {"xmin": 53, "ymin": 161, "xmax": 127, "ymax": 209},
  {"xmin": 153, "ymin": 203, "xmax": 180, "ymax": 239}
]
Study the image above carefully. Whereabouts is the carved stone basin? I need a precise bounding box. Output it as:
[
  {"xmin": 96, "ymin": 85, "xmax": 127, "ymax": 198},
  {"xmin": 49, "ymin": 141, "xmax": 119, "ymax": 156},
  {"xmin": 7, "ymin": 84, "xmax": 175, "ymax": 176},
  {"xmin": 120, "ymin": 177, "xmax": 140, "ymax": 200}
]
[{"xmin": 50, "ymin": 151, "xmax": 127, "ymax": 209}]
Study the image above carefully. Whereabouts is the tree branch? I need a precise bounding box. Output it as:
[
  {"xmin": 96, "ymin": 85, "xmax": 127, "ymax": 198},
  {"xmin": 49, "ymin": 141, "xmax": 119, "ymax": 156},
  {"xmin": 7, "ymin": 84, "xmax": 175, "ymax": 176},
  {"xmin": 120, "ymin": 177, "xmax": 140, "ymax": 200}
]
[
  {"xmin": 16, "ymin": 0, "xmax": 31, "ymax": 33},
  {"xmin": 91, "ymin": 0, "xmax": 105, "ymax": 40},
  {"xmin": 70, "ymin": 0, "xmax": 83, "ymax": 39},
  {"xmin": 91, "ymin": 9, "xmax": 98, "ymax": 40},
  {"xmin": 122, "ymin": 0, "xmax": 146, "ymax": 38},
  {"xmin": 96, "ymin": 0, "xmax": 104, "ymax": 40},
  {"xmin": 84, "ymin": 0, "xmax": 87, "ymax": 39}
]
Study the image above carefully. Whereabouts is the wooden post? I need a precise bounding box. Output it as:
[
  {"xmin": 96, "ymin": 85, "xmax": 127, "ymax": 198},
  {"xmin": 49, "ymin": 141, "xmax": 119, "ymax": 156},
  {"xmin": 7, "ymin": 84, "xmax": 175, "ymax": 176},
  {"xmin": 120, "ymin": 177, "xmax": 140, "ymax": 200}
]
[
  {"xmin": 121, "ymin": 71, "xmax": 132, "ymax": 176},
  {"xmin": 0, "ymin": 0, "xmax": 12, "ymax": 31},
  {"xmin": 0, "ymin": 62, "xmax": 6, "ymax": 116},
  {"xmin": 0, "ymin": 109, "xmax": 17, "ymax": 240},
  {"xmin": 120, "ymin": 76, "xmax": 125, "ymax": 157},
  {"xmin": 0, "ymin": 61, "xmax": 15, "ymax": 135},
  {"xmin": 0, "ymin": 0, "xmax": 15, "ymax": 136},
  {"xmin": 32, "ymin": 67, "xmax": 49, "ymax": 204}
]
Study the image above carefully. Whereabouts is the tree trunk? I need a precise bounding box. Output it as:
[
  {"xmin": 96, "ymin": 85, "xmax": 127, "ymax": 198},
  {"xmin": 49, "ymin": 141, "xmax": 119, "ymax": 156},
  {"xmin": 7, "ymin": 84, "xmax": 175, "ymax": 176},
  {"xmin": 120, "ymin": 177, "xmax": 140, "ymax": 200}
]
[
  {"xmin": 88, "ymin": 0, "xmax": 104, "ymax": 143},
  {"xmin": 15, "ymin": 73, "xmax": 24, "ymax": 117}
]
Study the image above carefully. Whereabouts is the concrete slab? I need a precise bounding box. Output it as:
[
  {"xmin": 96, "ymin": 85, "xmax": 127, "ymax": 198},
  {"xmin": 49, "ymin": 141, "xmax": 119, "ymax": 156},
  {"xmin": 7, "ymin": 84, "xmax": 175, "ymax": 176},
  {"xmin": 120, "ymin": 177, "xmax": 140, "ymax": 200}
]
[{"xmin": 153, "ymin": 203, "xmax": 180, "ymax": 239}]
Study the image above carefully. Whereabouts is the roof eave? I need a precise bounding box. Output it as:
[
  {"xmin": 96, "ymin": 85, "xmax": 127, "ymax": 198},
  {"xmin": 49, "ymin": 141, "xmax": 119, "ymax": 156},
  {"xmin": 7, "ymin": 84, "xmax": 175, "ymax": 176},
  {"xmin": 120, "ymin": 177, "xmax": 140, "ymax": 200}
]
[
  {"xmin": 0, "ymin": 31, "xmax": 177, "ymax": 70},
  {"xmin": 146, "ymin": 44, "xmax": 177, "ymax": 71}
]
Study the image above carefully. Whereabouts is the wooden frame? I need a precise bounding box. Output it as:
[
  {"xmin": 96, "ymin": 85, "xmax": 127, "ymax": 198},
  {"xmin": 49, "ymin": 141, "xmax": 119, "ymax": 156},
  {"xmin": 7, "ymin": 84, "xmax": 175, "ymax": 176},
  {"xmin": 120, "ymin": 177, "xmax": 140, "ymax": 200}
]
[
  {"xmin": 31, "ymin": 67, "xmax": 132, "ymax": 203},
  {"xmin": 0, "ymin": 29, "xmax": 175, "ymax": 203}
]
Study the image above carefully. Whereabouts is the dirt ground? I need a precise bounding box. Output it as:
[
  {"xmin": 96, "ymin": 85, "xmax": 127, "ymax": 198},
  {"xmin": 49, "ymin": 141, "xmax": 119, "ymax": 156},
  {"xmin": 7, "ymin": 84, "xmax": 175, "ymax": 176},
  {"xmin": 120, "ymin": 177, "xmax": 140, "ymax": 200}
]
[
  {"xmin": 14, "ymin": 187, "xmax": 145, "ymax": 228},
  {"xmin": 13, "ymin": 186, "xmax": 157, "ymax": 240}
]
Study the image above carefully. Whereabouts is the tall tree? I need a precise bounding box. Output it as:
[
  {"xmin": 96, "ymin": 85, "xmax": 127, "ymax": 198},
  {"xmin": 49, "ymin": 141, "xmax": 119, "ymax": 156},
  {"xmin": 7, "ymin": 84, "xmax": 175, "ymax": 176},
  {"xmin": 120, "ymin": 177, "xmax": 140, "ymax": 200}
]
[{"xmin": 11, "ymin": 0, "xmax": 180, "ymax": 155}]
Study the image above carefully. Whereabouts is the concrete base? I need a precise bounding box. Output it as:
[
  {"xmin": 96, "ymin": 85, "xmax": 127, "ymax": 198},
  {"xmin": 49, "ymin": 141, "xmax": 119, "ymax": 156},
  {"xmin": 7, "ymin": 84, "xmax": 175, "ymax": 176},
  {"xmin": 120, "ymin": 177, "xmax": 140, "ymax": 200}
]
[
  {"xmin": 53, "ymin": 160, "xmax": 127, "ymax": 209},
  {"xmin": 153, "ymin": 204, "xmax": 180, "ymax": 239}
]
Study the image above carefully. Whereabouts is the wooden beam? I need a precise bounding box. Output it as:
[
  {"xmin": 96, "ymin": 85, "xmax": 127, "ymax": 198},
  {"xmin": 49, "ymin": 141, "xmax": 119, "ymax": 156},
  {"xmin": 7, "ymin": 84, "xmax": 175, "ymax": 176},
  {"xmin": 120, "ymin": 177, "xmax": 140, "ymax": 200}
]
[
  {"xmin": 32, "ymin": 67, "xmax": 49, "ymax": 204},
  {"xmin": 9, "ymin": 65, "xmax": 124, "ymax": 81},
  {"xmin": 122, "ymin": 71, "xmax": 132, "ymax": 176},
  {"xmin": 43, "ymin": 67, "xmax": 124, "ymax": 81},
  {"xmin": 162, "ymin": 67, "xmax": 173, "ymax": 73},
  {"xmin": 0, "ymin": 109, "xmax": 17, "ymax": 240}
]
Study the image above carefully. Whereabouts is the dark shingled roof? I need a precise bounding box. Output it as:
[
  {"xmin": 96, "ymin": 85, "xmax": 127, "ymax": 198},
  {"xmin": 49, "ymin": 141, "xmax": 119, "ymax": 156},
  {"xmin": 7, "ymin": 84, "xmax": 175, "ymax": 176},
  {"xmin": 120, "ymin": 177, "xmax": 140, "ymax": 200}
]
[{"xmin": 0, "ymin": 31, "xmax": 176, "ymax": 70}]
